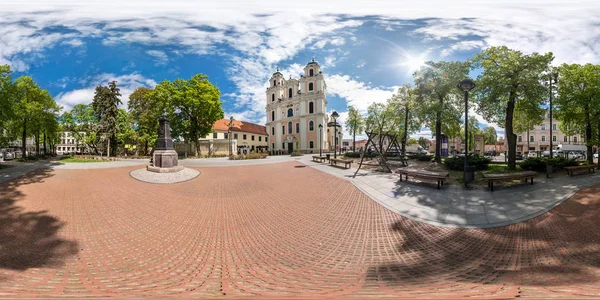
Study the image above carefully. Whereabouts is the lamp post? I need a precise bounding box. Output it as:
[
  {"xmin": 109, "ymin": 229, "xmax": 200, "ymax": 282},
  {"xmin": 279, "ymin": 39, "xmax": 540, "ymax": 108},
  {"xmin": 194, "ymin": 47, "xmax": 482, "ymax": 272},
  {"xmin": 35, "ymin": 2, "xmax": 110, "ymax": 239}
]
[
  {"xmin": 338, "ymin": 131, "xmax": 343, "ymax": 156},
  {"xmin": 228, "ymin": 116, "xmax": 234, "ymax": 156},
  {"xmin": 548, "ymin": 71, "xmax": 558, "ymax": 159},
  {"xmin": 318, "ymin": 123, "xmax": 323, "ymax": 157},
  {"xmin": 458, "ymin": 78, "xmax": 476, "ymax": 187},
  {"xmin": 331, "ymin": 111, "xmax": 339, "ymax": 159}
]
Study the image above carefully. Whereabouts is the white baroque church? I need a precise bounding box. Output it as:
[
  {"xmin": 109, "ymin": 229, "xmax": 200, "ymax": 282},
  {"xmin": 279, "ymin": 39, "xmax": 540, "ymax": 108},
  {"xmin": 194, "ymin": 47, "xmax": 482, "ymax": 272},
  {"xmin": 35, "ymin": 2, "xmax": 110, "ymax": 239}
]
[{"xmin": 265, "ymin": 59, "xmax": 335, "ymax": 154}]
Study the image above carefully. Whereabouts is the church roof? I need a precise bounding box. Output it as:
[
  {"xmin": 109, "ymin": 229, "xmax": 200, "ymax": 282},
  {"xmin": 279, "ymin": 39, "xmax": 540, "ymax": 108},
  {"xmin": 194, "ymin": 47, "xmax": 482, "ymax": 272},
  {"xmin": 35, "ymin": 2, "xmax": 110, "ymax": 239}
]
[{"xmin": 212, "ymin": 119, "xmax": 268, "ymax": 136}]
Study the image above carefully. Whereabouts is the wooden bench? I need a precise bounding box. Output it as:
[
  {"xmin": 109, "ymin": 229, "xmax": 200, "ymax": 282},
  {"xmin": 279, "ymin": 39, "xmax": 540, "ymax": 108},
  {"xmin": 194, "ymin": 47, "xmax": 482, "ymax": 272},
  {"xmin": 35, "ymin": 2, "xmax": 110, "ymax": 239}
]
[
  {"xmin": 312, "ymin": 155, "xmax": 327, "ymax": 163},
  {"xmin": 565, "ymin": 165, "xmax": 597, "ymax": 176},
  {"xmin": 330, "ymin": 158, "xmax": 352, "ymax": 169},
  {"xmin": 397, "ymin": 169, "xmax": 449, "ymax": 189},
  {"xmin": 482, "ymin": 171, "xmax": 537, "ymax": 192}
]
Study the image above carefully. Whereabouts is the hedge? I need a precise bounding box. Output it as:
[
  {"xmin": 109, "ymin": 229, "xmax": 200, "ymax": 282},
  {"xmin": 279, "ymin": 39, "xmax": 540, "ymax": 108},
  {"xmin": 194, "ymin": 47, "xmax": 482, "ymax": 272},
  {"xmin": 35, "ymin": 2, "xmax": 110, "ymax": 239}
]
[
  {"xmin": 444, "ymin": 155, "xmax": 491, "ymax": 171},
  {"xmin": 343, "ymin": 151, "xmax": 377, "ymax": 158},
  {"xmin": 519, "ymin": 157, "xmax": 578, "ymax": 172}
]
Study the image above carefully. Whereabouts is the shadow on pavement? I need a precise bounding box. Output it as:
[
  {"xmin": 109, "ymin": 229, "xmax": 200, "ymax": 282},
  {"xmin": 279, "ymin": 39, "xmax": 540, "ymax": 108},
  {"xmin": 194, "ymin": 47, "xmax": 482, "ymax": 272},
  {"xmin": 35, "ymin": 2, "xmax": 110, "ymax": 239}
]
[
  {"xmin": 0, "ymin": 168, "xmax": 78, "ymax": 279},
  {"xmin": 368, "ymin": 184, "xmax": 600, "ymax": 290}
]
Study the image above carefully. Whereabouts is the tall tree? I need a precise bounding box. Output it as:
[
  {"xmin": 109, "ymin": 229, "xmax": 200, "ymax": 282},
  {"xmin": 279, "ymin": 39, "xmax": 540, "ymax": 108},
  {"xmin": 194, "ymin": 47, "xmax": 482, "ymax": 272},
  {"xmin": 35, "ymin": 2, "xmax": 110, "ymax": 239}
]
[
  {"xmin": 387, "ymin": 85, "xmax": 421, "ymax": 155},
  {"xmin": 92, "ymin": 81, "xmax": 122, "ymax": 157},
  {"xmin": 482, "ymin": 126, "xmax": 498, "ymax": 145},
  {"xmin": 151, "ymin": 74, "xmax": 223, "ymax": 156},
  {"xmin": 555, "ymin": 63, "xmax": 600, "ymax": 164},
  {"xmin": 413, "ymin": 61, "xmax": 469, "ymax": 163},
  {"xmin": 128, "ymin": 87, "xmax": 159, "ymax": 155},
  {"xmin": 364, "ymin": 102, "xmax": 394, "ymax": 152},
  {"xmin": 61, "ymin": 104, "xmax": 101, "ymax": 154},
  {"xmin": 0, "ymin": 65, "xmax": 15, "ymax": 144},
  {"xmin": 473, "ymin": 46, "xmax": 553, "ymax": 169},
  {"xmin": 13, "ymin": 76, "xmax": 45, "ymax": 156},
  {"xmin": 418, "ymin": 137, "xmax": 428, "ymax": 149},
  {"xmin": 345, "ymin": 106, "xmax": 365, "ymax": 152}
]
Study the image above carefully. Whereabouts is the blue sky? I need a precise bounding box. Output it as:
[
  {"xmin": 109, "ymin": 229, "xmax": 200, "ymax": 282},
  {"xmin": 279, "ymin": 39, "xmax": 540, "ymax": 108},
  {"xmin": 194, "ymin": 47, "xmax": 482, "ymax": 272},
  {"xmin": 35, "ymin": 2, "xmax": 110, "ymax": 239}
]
[{"xmin": 2, "ymin": 0, "xmax": 599, "ymax": 140}]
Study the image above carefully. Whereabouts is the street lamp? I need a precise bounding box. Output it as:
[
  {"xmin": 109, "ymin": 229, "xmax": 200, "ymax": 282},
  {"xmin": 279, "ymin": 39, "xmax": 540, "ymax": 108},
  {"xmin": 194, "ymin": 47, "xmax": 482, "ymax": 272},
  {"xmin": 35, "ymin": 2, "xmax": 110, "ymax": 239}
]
[
  {"xmin": 338, "ymin": 131, "xmax": 343, "ymax": 156},
  {"xmin": 228, "ymin": 116, "xmax": 234, "ymax": 156},
  {"xmin": 331, "ymin": 111, "xmax": 339, "ymax": 159},
  {"xmin": 458, "ymin": 78, "xmax": 476, "ymax": 187},
  {"xmin": 318, "ymin": 123, "xmax": 323, "ymax": 157}
]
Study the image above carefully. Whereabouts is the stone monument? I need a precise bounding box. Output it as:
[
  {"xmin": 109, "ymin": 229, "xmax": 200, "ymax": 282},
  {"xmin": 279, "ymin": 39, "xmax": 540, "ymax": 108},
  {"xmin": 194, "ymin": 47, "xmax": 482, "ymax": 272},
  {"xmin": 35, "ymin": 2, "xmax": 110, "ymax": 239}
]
[{"xmin": 147, "ymin": 114, "xmax": 184, "ymax": 173}]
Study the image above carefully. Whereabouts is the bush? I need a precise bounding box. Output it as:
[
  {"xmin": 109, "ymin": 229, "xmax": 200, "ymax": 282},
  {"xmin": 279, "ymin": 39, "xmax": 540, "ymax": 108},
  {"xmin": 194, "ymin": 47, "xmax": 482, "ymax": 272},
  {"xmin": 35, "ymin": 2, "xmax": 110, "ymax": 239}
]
[
  {"xmin": 229, "ymin": 152, "xmax": 268, "ymax": 160},
  {"xmin": 344, "ymin": 151, "xmax": 376, "ymax": 158},
  {"xmin": 444, "ymin": 155, "xmax": 491, "ymax": 171},
  {"xmin": 415, "ymin": 154, "xmax": 433, "ymax": 161},
  {"xmin": 519, "ymin": 157, "xmax": 578, "ymax": 172},
  {"xmin": 290, "ymin": 151, "xmax": 304, "ymax": 157}
]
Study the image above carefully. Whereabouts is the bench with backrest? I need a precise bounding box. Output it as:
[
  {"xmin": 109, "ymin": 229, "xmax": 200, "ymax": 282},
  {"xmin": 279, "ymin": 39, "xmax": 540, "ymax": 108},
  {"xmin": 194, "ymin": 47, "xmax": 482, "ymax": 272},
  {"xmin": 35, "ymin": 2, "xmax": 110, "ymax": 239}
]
[
  {"xmin": 482, "ymin": 171, "xmax": 537, "ymax": 192},
  {"xmin": 397, "ymin": 169, "xmax": 449, "ymax": 189},
  {"xmin": 330, "ymin": 158, "xmax": 352, "ymax": 169},
  {"xmin": 564, "ymin": 165, "xmax": 597, "ymax": 177},
  {"xmin": 312, "ymin": 155, "xmax": 328, "ymax": 163}
]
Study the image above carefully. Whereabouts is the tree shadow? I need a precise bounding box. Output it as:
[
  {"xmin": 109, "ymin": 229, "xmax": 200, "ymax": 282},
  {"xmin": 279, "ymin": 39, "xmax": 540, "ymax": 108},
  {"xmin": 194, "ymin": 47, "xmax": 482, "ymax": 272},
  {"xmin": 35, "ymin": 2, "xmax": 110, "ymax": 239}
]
[
  {"xmin": 369, "ymin": 184, "xmax": 600, "ymax": 293},
  {"xmin": 0, "ymin": 168, "xmax": 78, "ymax": 278}
]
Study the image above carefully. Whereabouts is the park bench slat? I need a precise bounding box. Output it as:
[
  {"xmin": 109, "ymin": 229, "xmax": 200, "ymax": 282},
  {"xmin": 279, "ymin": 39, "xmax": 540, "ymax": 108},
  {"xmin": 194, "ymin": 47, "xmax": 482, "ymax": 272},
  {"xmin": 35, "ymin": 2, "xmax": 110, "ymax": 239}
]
[
  {"xmin": 482, "ymin": 171, "xmax": 537, "ymax": 191},
  {"xmin": 397, "ymin": 169, "xmax": 449, "ymax": 189},
  {"xmin": 565, "ymin": 165, "xmax": 597, "ymax": 176}
]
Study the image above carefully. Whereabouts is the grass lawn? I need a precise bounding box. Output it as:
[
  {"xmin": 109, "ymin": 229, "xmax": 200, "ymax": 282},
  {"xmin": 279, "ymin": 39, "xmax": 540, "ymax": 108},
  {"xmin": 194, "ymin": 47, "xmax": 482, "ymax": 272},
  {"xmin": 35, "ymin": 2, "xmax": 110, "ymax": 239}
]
[
  {"xmin": 59, "ymin": 157, "xmax": 106, "ymax": 163},
  {"xmin": 484, "ymin": 164, "xmax": 524, "ymax": 174},
  {"xmin": 0, "ymin": 164, "xmax": 15, "ymax": 170}
]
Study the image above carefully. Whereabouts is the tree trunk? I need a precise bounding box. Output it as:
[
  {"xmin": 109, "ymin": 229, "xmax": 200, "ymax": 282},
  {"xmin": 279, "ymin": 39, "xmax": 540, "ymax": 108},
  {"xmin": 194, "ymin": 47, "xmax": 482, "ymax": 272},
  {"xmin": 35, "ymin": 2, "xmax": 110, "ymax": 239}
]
[
  {"xmin": 506, "ymin": 98, "xmax": 517, "ymax": 170},
  {"xmin": 22, "ymin": 118, "xmax": 27, "ymax": 158},
  {"xmin": 35, "ymin": 131, "xmax": 40, "ymax": 157},
  {"xmin": 352, "ymin": 130, "xmax": 356, "ymax": 152},
  {"xmin": 193, "ymin": 126, "xmax": 200, "ymax": 157},
  {"xmin": 434, "ymin": 96, "xmax": 443, "ymax": 163},
  {"xmin": 585, "ymin": 106, "xmax": 593, "ymax": 164},
  {"xmin": 144, "ymin": 140, "xmax": 148, "ymax": 156},
  {"xmin": 43, "ymin": 132, "xmax": 47, "ymax": 155},
  {"xmin": 107, "ymin": 138, "xmax": 111, "ymax": 157}
]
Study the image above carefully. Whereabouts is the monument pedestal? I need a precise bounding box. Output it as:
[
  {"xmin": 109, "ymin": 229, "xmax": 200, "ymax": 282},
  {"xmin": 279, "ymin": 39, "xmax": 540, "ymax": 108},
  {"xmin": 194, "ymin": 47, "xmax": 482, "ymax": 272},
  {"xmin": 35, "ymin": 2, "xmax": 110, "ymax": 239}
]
[{"xmin": 148, "ymin": 149, "xmax": 183, "ymax": 173}]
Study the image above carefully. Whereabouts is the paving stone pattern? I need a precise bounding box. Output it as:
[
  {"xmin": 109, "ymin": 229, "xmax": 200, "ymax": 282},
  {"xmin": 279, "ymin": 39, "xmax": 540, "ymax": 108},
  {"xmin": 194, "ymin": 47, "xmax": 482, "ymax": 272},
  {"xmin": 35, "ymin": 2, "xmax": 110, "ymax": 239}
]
[{"xmin": 0, "ymin": 162, "xmax": 600, "ymax": 298}]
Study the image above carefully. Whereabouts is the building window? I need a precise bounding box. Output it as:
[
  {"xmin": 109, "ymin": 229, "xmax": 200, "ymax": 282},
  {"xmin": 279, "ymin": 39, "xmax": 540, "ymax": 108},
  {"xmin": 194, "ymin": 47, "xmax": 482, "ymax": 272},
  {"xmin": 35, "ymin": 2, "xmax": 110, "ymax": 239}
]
[
  {"xmin": 309, "ymin": 120, "xmax": 314, "ymax": 131},
  {"xmin": 574, "ymin": 137, "xmax": 578, "ymax": 143},
  {"xmin": 287, "ymin": 108, "xmax": 293, "ymax": 117},
  {"xmin": 224, "ymin": 133, "xmax": 228, "ymax": 139},
  {"xmin": 541, "ymin": 124, "xmax": 546, "ymax": 130},
  {"xmin": 308, "ymin": 82, "xmax": 313, "ymax": 91},
  {"xmin": 289, "ymin": 88, "xmax": 292, "ymax": 98},
  {"xmin": 288, "ymin": 121, "xmax": 292, "ymax": 134},
  {"xmin": 272, "ymin": 143, "xmax": 275, "ymax": 150},
  {"xmin": 309, "ymin": 102, "xmax": 314, "ymax": 113},
  {"xmin": 282, "ymin": 125, "xmax": 285, "ymax": 133},
  {"xmin": 552, "ymin": 136, "xmax": 556, "ymax": 142},
  {"xmin": 234, "ymin": 133, "xmax": 238, "ymax": 139},
  {"xmin": 243, "ymin": 134, "xmax": 247, "ymax": 140},
  {"xmin": 541, "ymin": 136, "xmax": 546, "ymax": 142},
  {"xmin": 309, "ymin": 69, "xmax": 314, "ymax": 76},
  {"xmin": 259, "ymin": 136, "xmax": 262, "ymax": 142},
  {"xmin": 552, "ymin": 124, "xmax": 557, "ymax": 130},
  {"xmin": 530, "ymin": 136, "xmax": 534, "ymax": 142},
  {"xmin": 310, "ymin": 141, "xmax": 314, "ymax": 148},
  {"xmin": 564, "ymin": 136, "xmax": 568, "ymax": 142},
  {"xmin": 273, "ymin": 80, "xmax": 276, "ymax": 86},
  {"xmin": 271, "ymin": 127, "xmax": 274, "ymax": 135},
  {"xmin": 266, "ymin": 137, "xmax": 268, "ymax": 142},
  {"xmin": 518, "ymin": 136, "xmax": 522, "ymax": 142},
  {"xmin": 213, "ymin": 133, "xmax": 217, "ymax": 138},
  {"xmin": 251, "ymin": 135, "xmax": 255, "ymax": 141},
  {"xmin": 272, "ymin": 94, "xmax": 275, "ymax": 102},
  {"xmin": 296, "ymin": 122, "xmax": 300, "ymax": 133},
  {"xmin": 272, "ymin": 111, "xmax": 275, "ymax": 121},
  {"xmin": 282, "ymin": 143, "xmax": 285, "ymax": 149}
]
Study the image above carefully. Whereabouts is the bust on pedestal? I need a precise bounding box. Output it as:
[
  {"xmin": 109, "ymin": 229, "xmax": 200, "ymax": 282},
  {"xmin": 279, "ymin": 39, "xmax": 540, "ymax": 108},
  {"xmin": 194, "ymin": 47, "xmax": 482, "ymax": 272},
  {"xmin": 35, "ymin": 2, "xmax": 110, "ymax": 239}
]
[{"xmin": 147, "ymin": 114, "xmax": 184, "ymax": 173}]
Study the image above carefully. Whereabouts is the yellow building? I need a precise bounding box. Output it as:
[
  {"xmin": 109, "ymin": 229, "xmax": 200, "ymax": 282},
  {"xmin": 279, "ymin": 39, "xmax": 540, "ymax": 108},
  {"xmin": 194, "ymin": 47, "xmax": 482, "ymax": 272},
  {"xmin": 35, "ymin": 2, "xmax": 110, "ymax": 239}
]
[{"xmin": 198, "ymin": 119, "xmax": 269, "ymax": 155}]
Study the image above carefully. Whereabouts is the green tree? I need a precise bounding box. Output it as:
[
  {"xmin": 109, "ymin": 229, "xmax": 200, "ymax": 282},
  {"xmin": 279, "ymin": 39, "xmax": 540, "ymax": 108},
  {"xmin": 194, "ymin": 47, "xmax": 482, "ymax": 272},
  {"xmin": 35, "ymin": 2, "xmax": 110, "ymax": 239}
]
[
  {"xmin": 413, "ymin": 61, "xmax": 470, "ymax": 163},
  {"xmin": 364, "ymin": 102, "xmax": 394, "ymax": 151},
  {"xmin": 116, "ymin": 108, "xmax": 137, "ymax": 155},
  {"xmin": 345, "ymin": 106, "xmax": 365, "ymax": 152},
  {"xmin": 418, "ymin": 137, "xmax": 428, "ymax": 149},
  {"xmin": 0, "ymin": 65, "xmax": 15, "ymax": 143},
  {"xmin": 482, "ymin": 126, "xmax": 498, "ymax": 145},
  {"xmin": 472, "ymin": 46, "xmax": 553, "ymax": 169},
  {"xmin": 407, "ymin": 138, "xmax": 418, "ymax": 145},
  {"xmin": 151, "ymin": 74, "xmax": 223, "ymax": 156},
  {"xmin": 92, "ymin": 81, "xmax": 122, "ymax": 157},
  {"xmin": 128, "ymin": 87, "xmax": 159, "ymax": 155},
  {"xmin": 61, "ymin": 104, "xmax": 101, "ymax": 154},
  {"xmin": 461, "ymin": 115, "xmax": 481, "ymax": 151},
  {"xmin": 387, "ymin": 85, "xmax": 421, "ymax": 155},
  {"xmin": 555, "ymin": 63, "xmax": 600, "ymax": 164}
]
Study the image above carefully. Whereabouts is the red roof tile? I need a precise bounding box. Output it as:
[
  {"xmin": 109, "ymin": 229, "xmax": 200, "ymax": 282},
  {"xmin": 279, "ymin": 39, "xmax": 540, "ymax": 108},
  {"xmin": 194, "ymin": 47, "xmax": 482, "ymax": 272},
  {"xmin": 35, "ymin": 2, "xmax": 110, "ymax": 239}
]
[{"xmin": 212, "ymin": 119, "xmax": 267, "ymax": 136}]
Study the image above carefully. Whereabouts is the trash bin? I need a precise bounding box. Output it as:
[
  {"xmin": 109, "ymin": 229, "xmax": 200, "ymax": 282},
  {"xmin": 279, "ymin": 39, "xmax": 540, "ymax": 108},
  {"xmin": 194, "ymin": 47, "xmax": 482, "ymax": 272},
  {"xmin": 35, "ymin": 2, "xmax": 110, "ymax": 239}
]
[
  {"xmin": 464, "ymin": 166, "xmax": 476, "ymax": 184},
  {"xmin": 326, "ymin": 154, "xmax": 331, "ymax": 160},
  {"xmin": 546, "ymin": 163, "xmax": 553, "ymax": 178}
]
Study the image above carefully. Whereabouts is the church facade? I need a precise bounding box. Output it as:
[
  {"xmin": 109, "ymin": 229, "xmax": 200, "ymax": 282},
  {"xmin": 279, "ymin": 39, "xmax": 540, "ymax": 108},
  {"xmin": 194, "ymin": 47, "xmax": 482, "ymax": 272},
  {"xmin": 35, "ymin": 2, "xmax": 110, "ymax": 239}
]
[{"xmin": 265, "ymin": 60, "xmax": 334, "ymax": 154}]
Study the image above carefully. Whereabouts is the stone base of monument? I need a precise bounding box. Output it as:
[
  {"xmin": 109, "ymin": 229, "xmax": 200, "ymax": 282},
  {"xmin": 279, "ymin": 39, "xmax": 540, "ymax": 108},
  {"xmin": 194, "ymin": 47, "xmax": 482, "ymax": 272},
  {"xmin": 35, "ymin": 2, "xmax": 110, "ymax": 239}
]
[
  {"xmin": 147, "ymin": 165, "xmax": 185, "ymax": 173},
  {"xmin": 130, "ymin": 167, "xmax": 200, "ymax": 184}
]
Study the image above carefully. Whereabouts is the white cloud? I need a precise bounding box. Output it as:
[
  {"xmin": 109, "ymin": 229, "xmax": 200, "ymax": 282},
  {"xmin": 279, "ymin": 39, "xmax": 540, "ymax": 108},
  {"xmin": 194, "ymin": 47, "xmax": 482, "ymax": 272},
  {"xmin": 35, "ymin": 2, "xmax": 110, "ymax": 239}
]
[
  {"xmin": 146, "ymin": 50, "xmax": 169, "ymax": 65},
  {"xmin": 56, "ymin": 73, "xmax": 157, "ymax": 112},
  {"xmin": 61, "ymin": 39, "xmax": 84, "ymax": 47},
  {"xmin": 326, "ymin": 74, "xmax": 398, "ymax": 112},
  {"xmin": 440, "ymin": 40, "xmax": 486, "ymax": 57}
]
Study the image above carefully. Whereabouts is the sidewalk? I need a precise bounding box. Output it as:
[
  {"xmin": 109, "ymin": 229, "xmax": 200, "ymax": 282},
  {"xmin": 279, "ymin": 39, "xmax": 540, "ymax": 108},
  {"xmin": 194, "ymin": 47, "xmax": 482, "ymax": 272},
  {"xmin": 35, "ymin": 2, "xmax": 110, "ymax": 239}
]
[{"xmin": 297, "ymin": 155, "xmax": 600, "ymax": 228}]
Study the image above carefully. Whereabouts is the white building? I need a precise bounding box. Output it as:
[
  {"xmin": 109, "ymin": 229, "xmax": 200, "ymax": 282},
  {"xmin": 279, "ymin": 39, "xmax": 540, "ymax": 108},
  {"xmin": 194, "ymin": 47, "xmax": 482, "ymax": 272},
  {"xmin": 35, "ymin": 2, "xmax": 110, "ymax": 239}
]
[{"xmin": 265, "ymin": 59, "xmax": 337, "ymax": 154}]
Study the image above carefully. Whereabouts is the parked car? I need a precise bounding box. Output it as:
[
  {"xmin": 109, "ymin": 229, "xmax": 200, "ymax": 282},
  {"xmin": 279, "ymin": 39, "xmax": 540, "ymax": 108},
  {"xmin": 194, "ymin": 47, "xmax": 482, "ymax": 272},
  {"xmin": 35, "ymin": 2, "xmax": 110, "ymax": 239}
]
[
  {"xmin": 484, "ymin": 150, "xmax": 497, "ymax": 156},
  {"xmin": 526, "ymin": 150, "xmax": 536, "ymax": 158},
  {"xmin": 594, "ymin": 152, "xmax": 599, "ymax": 158},
  {"xmin": 516, "ymin": 152, "xmax": 524, "ymax": 160},
  {"xmin": 4, "ymin": 151, "xmax": 14, "ymax": 160}
]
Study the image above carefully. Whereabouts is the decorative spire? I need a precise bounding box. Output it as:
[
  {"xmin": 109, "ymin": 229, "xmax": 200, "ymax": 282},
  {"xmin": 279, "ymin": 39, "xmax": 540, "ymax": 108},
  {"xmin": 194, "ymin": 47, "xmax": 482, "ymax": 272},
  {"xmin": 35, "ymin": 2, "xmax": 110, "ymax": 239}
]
[
  {"xmin": 276, "ymin": 66, "xmax": 279, "ymax": 72},
  {"xmin": 311, "ymin": 56, "xmax": 315, "ymax": 62}
]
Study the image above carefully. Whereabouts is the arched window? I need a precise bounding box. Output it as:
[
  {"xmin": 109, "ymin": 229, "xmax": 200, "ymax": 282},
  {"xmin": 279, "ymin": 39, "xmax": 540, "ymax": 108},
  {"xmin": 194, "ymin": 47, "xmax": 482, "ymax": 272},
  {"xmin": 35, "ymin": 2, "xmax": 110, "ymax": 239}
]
[
  {"xmin": 309, "ymin": 69, "xmax": 314, "ymax": 76},
  {"xmin": 272, "ymin": 94, "xmax": 274, "ymax": 102},
  {"xmin": 271, "ymin": 111, "xmax": 275, "ymax": 121},
  {"xmin": 273, "ymin": 80, "xmax": 276, "ymax": 86},
  {"xmin": 287, "ymin": 108, "xmax": 293, "ymax": 117},
  {"xmin": 288, "ymin": 88, "xmax": 292, "ymax": 98},
  {"xmin": 272, "ymin": 127, "xmax": 274, "ymax": 135},
  {"xmin": 296, "ymin": 122, "xmax": 299, "ymax": 133},
  {"xmin": 308, "ymin": 82, "xmax": 313, "ymax": 91},
  {"xmin": 309, "ymin": 120, "xmax": 314, "ymax": 131},
  {"xmin": 288, "ymin": 121, "xmax": 292, "ymax": 134},
  {"xmin": 309, "ymin": 102, "xmax": 314, "ymax": 114}
]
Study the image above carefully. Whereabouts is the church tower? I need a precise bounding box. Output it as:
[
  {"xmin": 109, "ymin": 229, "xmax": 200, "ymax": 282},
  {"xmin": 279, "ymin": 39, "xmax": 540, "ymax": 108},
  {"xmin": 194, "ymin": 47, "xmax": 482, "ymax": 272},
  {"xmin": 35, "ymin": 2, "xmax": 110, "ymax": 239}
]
[{"xmin": 265, "ymin": 59, "xmax": 329, "ymax": 153}]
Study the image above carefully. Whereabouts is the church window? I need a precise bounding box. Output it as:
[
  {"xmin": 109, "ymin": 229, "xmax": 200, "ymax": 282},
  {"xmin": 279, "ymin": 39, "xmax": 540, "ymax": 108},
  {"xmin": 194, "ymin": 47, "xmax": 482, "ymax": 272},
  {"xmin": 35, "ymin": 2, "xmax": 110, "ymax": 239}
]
[
  {"xmin": 296, "ymin": 122, "xmax": 300, "ymax": 133},
  {"xmin": 309, "ymin": 82, "xmax": 313, "ymax": 91},
  {"xmin": 309, "ymin": 69, "xmax": 314, "ymax": 76},
  {"xmin": 287, "ymin": 108, "xmax": 293, "ymax": 117},
  {"xmin": 289, "ymin": 88, "xmax": 292, "ymax": 98},
  {"xmin": 271, "ymin": 127, "xmax": 274, "ymax": 135},
  {"xmin": 271, "ymin": 111, "xmax": 275, "ymax": 121},
  {"xmin": 288, "ymin": 122, "xmax": 292, "ymax": 134},
  {"xmin": 309, "ymin": 120, "xmax": 314, "ymax": 131},
  {"xmin": 273, "ymin": 80, "xmax": 276, "ymax": 86},
  {"xmin": 272, "ymin": 94, "xmax": 274, "ymax": 102},
  {"xmin": 309, "ymin": 102, "xmax": 314, "ymax": 113}
]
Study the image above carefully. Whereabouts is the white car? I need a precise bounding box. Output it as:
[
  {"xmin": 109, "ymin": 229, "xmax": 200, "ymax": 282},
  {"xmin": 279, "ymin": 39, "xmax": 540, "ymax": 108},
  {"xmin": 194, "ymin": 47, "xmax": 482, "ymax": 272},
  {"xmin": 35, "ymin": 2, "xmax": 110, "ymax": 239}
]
[{"xmin": 594, "ymin": 153, "xmax": 599, "ymax": 158}]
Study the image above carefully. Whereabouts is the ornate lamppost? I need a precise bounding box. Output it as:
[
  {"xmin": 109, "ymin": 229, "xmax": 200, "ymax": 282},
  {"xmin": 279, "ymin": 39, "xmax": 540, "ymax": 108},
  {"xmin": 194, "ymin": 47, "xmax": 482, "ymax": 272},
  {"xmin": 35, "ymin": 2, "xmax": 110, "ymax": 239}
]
[
  {"xmin": 331, "ymin": 111, "xmax": 339, "ymax": 159},
  {"xmin": 318, "ymin": 123, "xmax": 323, "ymax": 157},
  {"xmin": 458, "ymin": 78, "xmax": 476, "ymax": 187},
  {"xmin": 228, "ymin": 116, "xmax": 234, "ymax": 156}
]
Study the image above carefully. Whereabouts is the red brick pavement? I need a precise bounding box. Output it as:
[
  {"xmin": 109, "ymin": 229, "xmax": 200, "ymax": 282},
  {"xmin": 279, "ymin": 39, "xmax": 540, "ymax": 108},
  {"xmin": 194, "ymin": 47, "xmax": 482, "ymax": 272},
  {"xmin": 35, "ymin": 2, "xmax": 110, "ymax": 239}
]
[{"xmin": 0, "ymin": 162, "xmax": 599, "ymax": 298}]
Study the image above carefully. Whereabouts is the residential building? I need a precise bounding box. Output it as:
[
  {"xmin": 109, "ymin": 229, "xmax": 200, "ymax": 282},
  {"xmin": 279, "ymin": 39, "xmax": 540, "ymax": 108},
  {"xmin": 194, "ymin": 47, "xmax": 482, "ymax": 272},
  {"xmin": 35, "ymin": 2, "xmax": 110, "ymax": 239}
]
[
  {"xmin": 196, "ymin": 119, "xmax": 268, "ymax": 155},
  {"xmin": 515, "ymin": 112, "xmax": 584, "ymax": 152},
  {"xmin": 265, "ymin": 59, "xmax": 336, "ymax": 154},
  {"xmin": 56, "ymin": 131, "xmax": 90, "ymax": 154}
]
